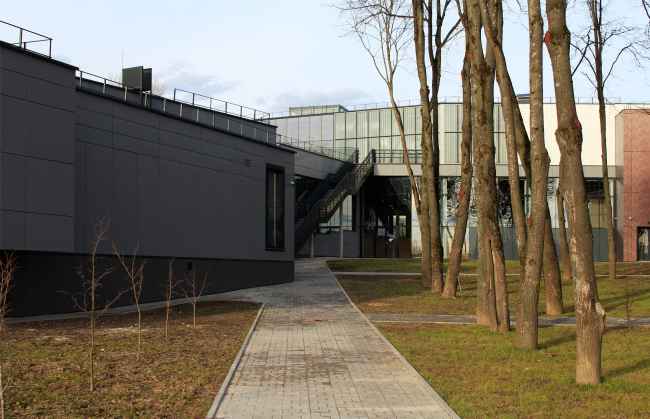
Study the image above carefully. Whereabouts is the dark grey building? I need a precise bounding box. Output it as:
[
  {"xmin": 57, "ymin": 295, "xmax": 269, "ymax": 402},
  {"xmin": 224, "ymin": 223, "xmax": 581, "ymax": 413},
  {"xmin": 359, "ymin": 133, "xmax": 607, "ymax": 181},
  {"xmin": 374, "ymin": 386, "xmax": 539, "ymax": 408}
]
[{"xmin": 0, "ymin": 39, "xmax": 295, "ymax": 316}]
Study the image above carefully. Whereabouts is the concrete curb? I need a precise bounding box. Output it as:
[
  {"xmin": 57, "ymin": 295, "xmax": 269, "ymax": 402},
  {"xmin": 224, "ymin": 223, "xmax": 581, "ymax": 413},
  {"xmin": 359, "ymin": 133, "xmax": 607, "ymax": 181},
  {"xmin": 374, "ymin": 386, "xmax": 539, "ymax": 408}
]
[
  {"xmin": 205, "ymin": 302, "xmax": 265, "ymax": 419},
  {"xmin": 326, "ymin": 262, "xmax": 462, "ymax": 419}
]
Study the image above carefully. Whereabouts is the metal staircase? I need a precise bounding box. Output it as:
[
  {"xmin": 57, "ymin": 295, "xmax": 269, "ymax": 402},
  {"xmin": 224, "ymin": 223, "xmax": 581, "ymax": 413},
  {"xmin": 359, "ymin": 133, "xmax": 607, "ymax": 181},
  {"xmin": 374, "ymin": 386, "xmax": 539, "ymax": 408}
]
[{"xmin": 294, "ymin": 150, "xmax": 375, "ymax": 253}]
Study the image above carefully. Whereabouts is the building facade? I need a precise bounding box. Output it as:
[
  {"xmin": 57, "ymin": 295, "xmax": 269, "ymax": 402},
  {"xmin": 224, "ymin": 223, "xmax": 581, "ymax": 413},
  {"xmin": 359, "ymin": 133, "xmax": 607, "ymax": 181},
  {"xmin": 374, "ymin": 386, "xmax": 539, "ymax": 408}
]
[
  {"xmin": 0, "ymin": 39, "xmax": 295, "ymax": 316},
  {"xmin": 269, "ymin": 100, "xmax": 649, "ymax": 262}
]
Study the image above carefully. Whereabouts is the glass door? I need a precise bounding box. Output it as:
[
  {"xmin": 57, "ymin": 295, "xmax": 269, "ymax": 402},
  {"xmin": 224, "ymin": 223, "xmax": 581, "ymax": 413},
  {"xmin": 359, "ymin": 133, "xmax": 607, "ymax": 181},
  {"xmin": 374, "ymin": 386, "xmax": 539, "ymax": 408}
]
[{"xmin": 638, "ymin": 228, "xmax": 650, "ymax": 261}]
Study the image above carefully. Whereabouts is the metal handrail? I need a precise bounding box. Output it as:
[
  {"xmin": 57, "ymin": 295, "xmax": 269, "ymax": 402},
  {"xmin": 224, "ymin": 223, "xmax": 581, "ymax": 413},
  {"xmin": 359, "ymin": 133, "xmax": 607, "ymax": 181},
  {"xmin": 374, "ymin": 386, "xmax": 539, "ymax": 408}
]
[
  {"xmin": 294, "ymin": 150, "xmax": 358, "ymax": 219},
  {"xmin": 1, "ymin": 20, "xmax": 52, "ymax": 58},
  {"xmin": 375, "ymin": 149, "xmax": 422, "ymax": 164},
  {"xmin": 277, "ymin": 137, "xmax": 353, "ymax": 161},
  {"xmin": 266, "ymin": 96, "xmax": 626, "ymax": 118},
  {"xmin": 173, "ymin": 88, "xmax": 270, "ymax": 123},
  {"xmin": 294, "ymin": 150, "xmax": 374, "ymax": 253}
]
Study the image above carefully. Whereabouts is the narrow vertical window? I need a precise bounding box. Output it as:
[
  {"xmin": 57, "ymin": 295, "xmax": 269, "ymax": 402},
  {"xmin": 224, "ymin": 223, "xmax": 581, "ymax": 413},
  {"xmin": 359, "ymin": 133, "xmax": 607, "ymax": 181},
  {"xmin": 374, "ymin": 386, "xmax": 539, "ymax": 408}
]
[{"xmin": 266, "ymin": 166, "xmax": 285, "ymax": 250}]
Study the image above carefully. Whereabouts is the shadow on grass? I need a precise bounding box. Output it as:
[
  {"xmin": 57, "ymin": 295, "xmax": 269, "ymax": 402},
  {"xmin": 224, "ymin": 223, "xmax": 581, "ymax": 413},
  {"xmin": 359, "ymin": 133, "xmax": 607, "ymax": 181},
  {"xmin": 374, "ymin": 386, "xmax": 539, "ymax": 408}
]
[
  {"xmin": 605, "ymin": 357, "xmax": 650, "ymax": 379},
  {"xmin": 538, "ymin": 330, "xmax": 577, "ymax": 350},
  {"xmin": 597, "ymin": 287, "xmax": 650, "ymax": 313}
]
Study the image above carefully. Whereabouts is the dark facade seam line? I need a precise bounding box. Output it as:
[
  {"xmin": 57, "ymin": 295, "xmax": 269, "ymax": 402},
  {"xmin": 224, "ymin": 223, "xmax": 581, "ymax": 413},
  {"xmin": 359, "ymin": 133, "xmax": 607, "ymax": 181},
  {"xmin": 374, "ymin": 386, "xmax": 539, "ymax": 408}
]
[
  {"xmin": 0, "ymin": 93, "xmax": 76, "ymax": 114},
  {"xmin": 0, "ymin": 151, "xmax": 75, "ymax": 166},
  {"xmin": 76, "ymin": 88, "xmax": 295, "ymax": 154},
  {"xmin": 73, "ymin": 140, "xmax": 267, "ymax": 182}
]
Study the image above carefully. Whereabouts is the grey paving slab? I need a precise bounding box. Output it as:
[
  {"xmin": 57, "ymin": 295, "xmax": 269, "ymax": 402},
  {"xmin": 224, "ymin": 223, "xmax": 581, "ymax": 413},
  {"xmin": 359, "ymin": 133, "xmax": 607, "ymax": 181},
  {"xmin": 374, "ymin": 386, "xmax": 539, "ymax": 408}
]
[{"xmin": 207, "ymin": 258, "xmax": 459, "ymax": 419}]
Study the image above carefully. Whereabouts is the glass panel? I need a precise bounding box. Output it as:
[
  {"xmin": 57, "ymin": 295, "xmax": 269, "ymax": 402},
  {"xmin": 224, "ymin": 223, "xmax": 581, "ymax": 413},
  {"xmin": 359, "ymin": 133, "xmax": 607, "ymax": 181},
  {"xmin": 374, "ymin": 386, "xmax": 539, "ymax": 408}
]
[
  {"xmin": 266, "ymin": 168, "xmax": 285, "ymax": 249},
  {"xmin": 380, "ymin": 136, "xmax": 392, "ymax": 152},
  {"xmin": 369, "ymin": 137, "xmax": 380, "ymax": 153},
  {"xmin": 287, "ymin": 118, "xmax": 299, "ymax": 139},
  {"xmin": 415, "ymin": 106, "xmax": 422, "ymax": 134},
  {"xmin": 369, "ymin": 110, "xmax": 380, "ymax": 137},
  {"xmin": 359, "ymin": 138, "xmax": 369, "ymax": 160},
  {"xmin": 322, "ymin": 115, "xmax": 334, "ymax": 143},
  {"xmin": 335, "ymin": 113, "xmax": 346, "ymax": 139},
  {"xmin": 357, "ymin": 111, "xmax": 368, "ymax": 138},
  {"xmin": 346, "ymin": 112, "xmax": 357, "ymax": 139},
  {"xmin": 406, "ymin": 135, "xmax": 416, "ymax": 150},
  {"xmin": 309, "ymin": 115, "xmax": 322, "ymax": 142},
  {"xmin": 638, "ymin": 228, "xmax": 650, "ymax": 261},
  {"xmin": 299, "ymin": 117, "xmax": 310, "ymax": 141},
  {"xmin": 403, "ymin": 107, "xmax": 416, "ymax": 135},
  {"xmin": 274, "ymin": 119, "xmax": 287, "ymax": 138},
  {"xmin": 445, "ymin": 133, "xmax": 460, "ymax": 163},
  {"xmin": 380, "ymin": 109, "xmax": 393, "ymax": 136}
]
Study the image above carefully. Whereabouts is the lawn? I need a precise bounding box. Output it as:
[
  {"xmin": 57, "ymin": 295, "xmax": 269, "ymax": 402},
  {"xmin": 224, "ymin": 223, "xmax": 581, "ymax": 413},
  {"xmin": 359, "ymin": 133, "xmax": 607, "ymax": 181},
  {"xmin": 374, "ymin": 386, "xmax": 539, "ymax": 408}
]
[
  {"xmin": 2, "ymin": 300, "xmax": 261, "ymax": 418},
  {"xmin": 327, "ymin": 258, "xmax": 650, "ymax": 276},
  {"xmin": 336, "ymin": 273, "xmax": 650, "ymax": 318},
  {"xmin": 379, "ymin": 322, "xmax": 650, "ymax": 419}
]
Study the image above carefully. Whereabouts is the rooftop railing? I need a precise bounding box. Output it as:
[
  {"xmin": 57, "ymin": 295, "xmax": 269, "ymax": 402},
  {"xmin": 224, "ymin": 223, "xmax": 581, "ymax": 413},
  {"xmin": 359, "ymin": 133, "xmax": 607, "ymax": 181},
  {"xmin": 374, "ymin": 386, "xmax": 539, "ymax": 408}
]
[
  {"xmin": 173, "ymin": 88, "xmax": 271, "ymax": 123},
  {"xmin": 76, "ymin": 70, "xmax": 353, "ymax": 161},
  {"xmin": 0, "ymin": 20, "xmax": 52, "ymax": 58},
  {"xmin": 266, "ymin": 96, "xmax": 626, "ymax": 118}
]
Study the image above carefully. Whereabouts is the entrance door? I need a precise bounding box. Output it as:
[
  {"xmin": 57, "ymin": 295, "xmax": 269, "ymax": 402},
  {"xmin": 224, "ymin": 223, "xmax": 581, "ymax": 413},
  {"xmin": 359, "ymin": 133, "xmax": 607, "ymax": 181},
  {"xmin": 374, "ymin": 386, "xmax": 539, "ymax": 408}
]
[{"xmin": 638, "ymin": 228, "xmax": 650, "ymax": 261}]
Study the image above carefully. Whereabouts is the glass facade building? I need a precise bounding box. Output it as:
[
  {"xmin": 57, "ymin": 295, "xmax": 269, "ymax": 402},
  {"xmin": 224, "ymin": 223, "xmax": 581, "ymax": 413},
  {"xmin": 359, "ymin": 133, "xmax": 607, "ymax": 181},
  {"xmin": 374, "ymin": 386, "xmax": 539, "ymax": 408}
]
[{"xmin": 273, "ymin": 103, "xmax": 613, "ymax": 260}]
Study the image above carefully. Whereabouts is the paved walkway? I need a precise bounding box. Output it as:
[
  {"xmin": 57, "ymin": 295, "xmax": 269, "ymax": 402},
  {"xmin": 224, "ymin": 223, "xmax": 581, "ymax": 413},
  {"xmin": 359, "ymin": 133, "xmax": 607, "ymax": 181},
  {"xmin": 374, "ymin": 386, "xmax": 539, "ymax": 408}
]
[{"xmin": 207, "ymin": 258, "xmax": 459, "ymax": 419}]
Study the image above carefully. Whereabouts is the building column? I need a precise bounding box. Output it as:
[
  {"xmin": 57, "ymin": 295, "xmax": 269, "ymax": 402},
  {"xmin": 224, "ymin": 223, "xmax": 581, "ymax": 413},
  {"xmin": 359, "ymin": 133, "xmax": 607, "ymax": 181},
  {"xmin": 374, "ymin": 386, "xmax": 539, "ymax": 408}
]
[
  {"xmin": 309, "ymin": 233, "xmax": 314, "ymax": 258},
  {"xmin": 340, "ymin": 208, "xmax": 344, "ymax": 258}
]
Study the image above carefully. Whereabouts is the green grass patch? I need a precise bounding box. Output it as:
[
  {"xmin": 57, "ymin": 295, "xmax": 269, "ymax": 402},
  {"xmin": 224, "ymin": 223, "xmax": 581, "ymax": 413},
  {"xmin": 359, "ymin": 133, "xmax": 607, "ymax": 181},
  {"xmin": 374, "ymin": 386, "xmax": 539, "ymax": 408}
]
[
  {"xmin": 327, "ymin": 259, "xmax": 650, "ymax": 276},
  {"xmin": 337, "ymin": 273, "xmax": 650, "ymax": 318},
  {"xmin": 3, "ymin": 300, "xmax": 260, "ymax": 418},
  {"xmin": 378, "ymin": 323, "xmax": 650, "ymax": 418}
]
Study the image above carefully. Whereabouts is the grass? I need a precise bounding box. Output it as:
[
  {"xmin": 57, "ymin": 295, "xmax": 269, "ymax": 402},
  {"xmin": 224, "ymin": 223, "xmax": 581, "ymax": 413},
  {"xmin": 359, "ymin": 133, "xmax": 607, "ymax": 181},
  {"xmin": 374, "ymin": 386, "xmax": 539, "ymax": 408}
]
[
  {"xmin": 2, "ymin": 300, "xmax": 261, "ymax": 418},
  {"xmin": 378, "ymin": 322, "xmax": 650, "ymax": 418},
  {"xmin": 327, "ymin": 258, "xmax": 650, "ymax": 276},
  {"xmin": 336, "ymin": 273, "xmax": 650, "ymax": 318}
]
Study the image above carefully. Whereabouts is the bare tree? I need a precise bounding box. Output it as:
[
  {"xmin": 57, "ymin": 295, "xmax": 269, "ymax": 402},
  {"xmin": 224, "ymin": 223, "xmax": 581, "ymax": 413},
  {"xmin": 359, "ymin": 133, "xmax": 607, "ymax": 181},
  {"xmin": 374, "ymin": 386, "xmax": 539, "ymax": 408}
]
[
  {"xmin": 180, "ymin": 267, "xmax": 212, "ymax": 327},
  {"xmin": 162, "ymin": 259, "xmax": 176, "ymax": 342},
  {"xmin": 112, "ymin": 243, "xmax": 147, "ymax": 362},
  {"xmin": 573, "ymin": 0, "xmax": 646, "ymax": 281},
  {"xmin": 414, "ymin": 0, "xmax": 460, "ymax": 293},
  {"xmin": 339, "ymin": 0, "xmax": 433, "ymax": 285},
  {"xmin": 546, "ymin": 0, "xmax": 606, "ymax": 385},
  {"xmin": 455, "ymin": 0, "xmax": 509, "ymax": 333},
  {"xmin": 107, "ymin": 71, "xmax": 168, "ymax": 96},
  {"xmin": 0, "ymin": 251, "xmax": 17, "ymax": 419},
  {"xmin": 442, "ymin": 17, "xmax": 473, "ymax": 299},
  {"xmin": 63, "ymin": 218, "xmax": 125, "ymax": 391}
]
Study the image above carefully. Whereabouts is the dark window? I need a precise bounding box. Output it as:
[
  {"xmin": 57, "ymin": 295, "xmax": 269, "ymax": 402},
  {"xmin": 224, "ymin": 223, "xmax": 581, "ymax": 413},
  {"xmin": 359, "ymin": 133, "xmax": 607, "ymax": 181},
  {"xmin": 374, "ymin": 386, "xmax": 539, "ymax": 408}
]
[{"xmin": 266, "ymin": 166, "xmax": 285, "ymax": 250}]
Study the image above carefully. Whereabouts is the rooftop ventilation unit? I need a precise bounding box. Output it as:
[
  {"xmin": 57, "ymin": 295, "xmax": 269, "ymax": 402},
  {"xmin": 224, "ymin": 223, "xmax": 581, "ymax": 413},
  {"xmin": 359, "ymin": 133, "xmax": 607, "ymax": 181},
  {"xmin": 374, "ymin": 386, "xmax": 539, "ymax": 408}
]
[{"xmin": 122, "ymin": 66, "xmax": 152, "ymax": 92}]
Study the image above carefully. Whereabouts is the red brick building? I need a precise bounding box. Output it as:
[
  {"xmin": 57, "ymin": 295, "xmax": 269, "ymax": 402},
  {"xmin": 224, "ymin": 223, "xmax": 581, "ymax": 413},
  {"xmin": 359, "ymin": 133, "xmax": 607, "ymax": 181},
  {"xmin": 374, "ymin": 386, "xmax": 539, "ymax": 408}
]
[{"xmin": 615, "ymin": 109, "xmax": 650, "ymax": 261}]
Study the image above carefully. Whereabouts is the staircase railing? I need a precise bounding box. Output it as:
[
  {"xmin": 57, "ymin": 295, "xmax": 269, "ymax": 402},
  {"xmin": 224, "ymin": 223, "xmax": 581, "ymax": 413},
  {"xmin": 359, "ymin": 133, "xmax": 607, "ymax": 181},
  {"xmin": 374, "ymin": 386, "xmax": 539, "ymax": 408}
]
[
  {"xmin": 294, "ymin": 150, "xmax": 358, "ymax": 220},
  {"xmin": 294, "ymin": 150, "xmax": 375, "ymax": 253}
]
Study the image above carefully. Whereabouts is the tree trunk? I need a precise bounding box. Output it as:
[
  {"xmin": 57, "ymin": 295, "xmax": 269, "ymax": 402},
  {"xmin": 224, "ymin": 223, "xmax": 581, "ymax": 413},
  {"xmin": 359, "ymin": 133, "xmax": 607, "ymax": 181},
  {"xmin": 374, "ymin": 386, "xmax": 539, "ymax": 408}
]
[
  {"xmin": 546, "ymin": 0, "xmax": 606, "ymax": 384},
  {"xmin": 443, "ymin": 37, "xmax": 473, "ymax": 299},
  {"xmin": 557, "ymin": 161, "xmax": 572, "ymax": 280},
  {"xmin": 90, "ymin": 315, "xmax": 95, "ymax": 392},
  {"xmin": 413, "ymin": 0, "xmax": 441, "ymax": 291},
  {"xmin": 467, "ymin": 0, "xmax": 508, "ymax": 332},
  {"xmin": 544, "ymin": 209, "xmax": 564, "ymax": 315},
  {"xmin": 591, "ymin": 1, "xmax": 616, "ymax": 280}
]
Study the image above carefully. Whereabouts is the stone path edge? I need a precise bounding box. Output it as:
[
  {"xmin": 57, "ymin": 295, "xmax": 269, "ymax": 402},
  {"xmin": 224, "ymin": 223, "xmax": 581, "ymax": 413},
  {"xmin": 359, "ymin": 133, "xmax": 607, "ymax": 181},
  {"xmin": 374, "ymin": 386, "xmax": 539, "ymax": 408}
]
[
  {"xmin": 205, "ymin": 302, "xmax": 265, "ymax": 419},
  {"xmin": 326, "ymin": 263, "xmax": 462, "ymax": 419},
  {"xmin": 332, "ymin": 271, "xmax": 650, "ymax": 277}
]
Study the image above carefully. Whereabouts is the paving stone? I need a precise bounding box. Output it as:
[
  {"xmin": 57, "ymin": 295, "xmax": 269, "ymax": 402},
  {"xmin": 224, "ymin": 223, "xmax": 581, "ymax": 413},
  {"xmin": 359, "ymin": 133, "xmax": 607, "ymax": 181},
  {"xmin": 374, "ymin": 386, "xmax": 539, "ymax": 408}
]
[{"xmin": 208, "ymin": 258, "xmax": 458, "ymax": 419}]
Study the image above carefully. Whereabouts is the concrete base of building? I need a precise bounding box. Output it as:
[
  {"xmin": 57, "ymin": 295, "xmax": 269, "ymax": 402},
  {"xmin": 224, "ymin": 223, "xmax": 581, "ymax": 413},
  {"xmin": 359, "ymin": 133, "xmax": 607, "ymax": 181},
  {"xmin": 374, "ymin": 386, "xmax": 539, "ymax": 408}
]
[{"xmin": 7, "ymin": 251, "xmax": 294, "ymax": 317}]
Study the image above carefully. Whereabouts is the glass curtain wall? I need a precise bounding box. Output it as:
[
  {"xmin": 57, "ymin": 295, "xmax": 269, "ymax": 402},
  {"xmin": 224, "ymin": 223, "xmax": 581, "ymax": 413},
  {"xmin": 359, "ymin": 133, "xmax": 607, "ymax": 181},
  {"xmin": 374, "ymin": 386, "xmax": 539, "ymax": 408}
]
[{"xmin": 272, "ymin": 102, "xmax": 508, "ymax": 165}]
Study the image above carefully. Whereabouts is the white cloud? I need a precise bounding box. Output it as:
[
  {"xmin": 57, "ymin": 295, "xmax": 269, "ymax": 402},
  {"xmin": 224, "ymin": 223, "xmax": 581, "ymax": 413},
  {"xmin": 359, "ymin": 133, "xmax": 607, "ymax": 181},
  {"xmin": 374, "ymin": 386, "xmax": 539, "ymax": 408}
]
[
  {"xmin": 157, "ymin": 61, "xmax": 240, "ymax": 98},
  {"xmin": 263, "ymin": 88, "xmax": 376, "ymax": 112}
]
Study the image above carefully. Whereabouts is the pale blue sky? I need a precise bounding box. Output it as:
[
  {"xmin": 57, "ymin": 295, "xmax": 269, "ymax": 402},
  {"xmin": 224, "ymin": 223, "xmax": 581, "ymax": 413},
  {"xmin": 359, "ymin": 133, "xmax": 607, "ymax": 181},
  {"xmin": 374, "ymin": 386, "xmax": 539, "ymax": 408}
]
[{"xmin": 1, "ymin": 0, "xmax": 648, "ymax": 112}]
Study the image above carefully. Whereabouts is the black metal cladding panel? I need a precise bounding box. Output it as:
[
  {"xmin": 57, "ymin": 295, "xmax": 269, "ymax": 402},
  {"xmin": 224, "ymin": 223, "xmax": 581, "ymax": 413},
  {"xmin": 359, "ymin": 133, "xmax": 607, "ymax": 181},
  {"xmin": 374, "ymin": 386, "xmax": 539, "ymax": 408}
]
[
  {"xmin": 122, "ymin": 66, "xmax": 143, "ymax": 90},
  {"xmin": 142, "ymin": 68, "xmax": 152, "ymax": 92}
]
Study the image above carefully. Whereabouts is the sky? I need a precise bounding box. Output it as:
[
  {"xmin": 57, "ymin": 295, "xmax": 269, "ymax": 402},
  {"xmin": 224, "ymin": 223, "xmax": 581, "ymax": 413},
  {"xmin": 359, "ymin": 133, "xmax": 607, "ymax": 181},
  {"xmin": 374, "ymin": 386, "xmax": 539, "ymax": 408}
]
[{"xmin": 1, "ymin": 0, "xmax": 649, "ymax": 114}]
